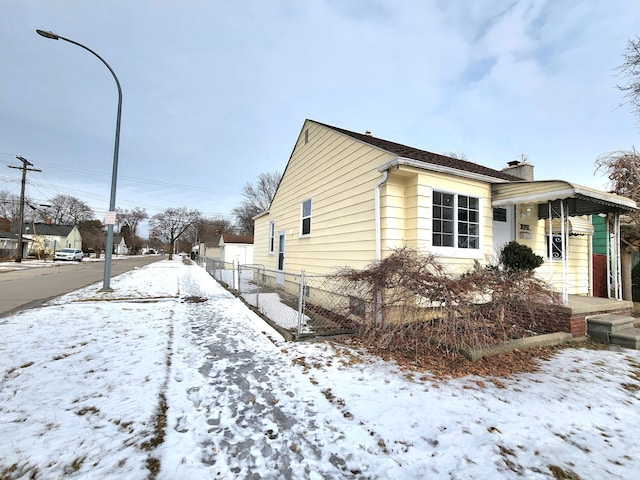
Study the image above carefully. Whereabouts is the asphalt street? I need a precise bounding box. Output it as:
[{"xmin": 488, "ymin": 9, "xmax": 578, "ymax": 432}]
[{"xmin": 0, "ymin": 256, "xmax": 163, "ymax": 317}]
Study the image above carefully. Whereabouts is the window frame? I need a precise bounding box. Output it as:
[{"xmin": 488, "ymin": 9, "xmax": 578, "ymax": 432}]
[
  {"xmin": 431, "ymin": 189, "xmax": 482, "ymax": 257},
  {"xmin": 546, "ymin": 233, "xmax": 564, "ymax": 260},
  {"xmin": 300, "ymin": 198, "xmax": 312, "ymax": 237},
  {"xmin": 268, "ymin": 221, "xmax": 275, "ymax": 254}
]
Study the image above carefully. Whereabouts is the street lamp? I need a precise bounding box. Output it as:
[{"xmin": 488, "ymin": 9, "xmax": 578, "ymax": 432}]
[{"xmin": 36, "ymin": 29, "xmax": 121, "ymax": 291}]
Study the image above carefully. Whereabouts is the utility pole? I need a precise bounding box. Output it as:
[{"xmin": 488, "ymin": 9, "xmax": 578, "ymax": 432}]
[{"xmin": 8, "ymin": 155, "xmax": 41, "ymax": 262}]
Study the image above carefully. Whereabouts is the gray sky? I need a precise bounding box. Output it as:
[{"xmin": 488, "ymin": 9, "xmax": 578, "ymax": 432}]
[{"xmin": 1, "ymin": 0, "xmax": 639, "ymax": 228}]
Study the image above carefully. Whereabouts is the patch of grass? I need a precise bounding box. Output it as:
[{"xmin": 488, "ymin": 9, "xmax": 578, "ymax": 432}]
[
  {"xmin": 75, "ymin": 406, "xmax": 100, "ymax": 416},
  {"xmin": 335, "ymin": 347, "xmax": 365, "ymax": 367},
  {"xmin": 321, "ymin": 388, "xmax": 335, "ymax": 403},
  {"xmin": 621, "ymin": 382, "xmax": 640, "ymax": 392},
  {"xmin": 145, "ymin": 457, "xmax": 160, "ymax": 479},
  {"xmin": 548, "ymin": 464, "xmax": 582, "ymax": 479},
  {"xmin": 498, "ymin": 444, "xmax": 522, "ymax": 474},
  {"xmin": 52, "ymin": 353, "xmax": 72, "ymax": 361},
  {"xmin": 63, "ymin": 456, "xmax": 86, "ymax": 475},
  {"xmin": 0, "ymin": 462, "xmax": 39, "ymax": 480},
  {"xmin": 291, "ymin": 356, "xmax": 309, "ymax": 372}
]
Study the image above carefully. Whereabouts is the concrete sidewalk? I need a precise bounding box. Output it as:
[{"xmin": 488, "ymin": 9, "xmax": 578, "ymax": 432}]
[{"xmin": 160, "ymin": 262, "xmax": 387, "ymax": 479}]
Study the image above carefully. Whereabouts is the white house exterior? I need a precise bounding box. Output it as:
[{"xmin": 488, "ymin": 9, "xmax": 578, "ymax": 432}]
[{"xmin": 200, "ymin": 234, "xmax": 254, "ymax": 265}]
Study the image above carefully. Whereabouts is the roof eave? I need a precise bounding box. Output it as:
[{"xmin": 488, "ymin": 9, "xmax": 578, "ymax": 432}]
[
  {"xmin": 491, "ymin": 180, "xmax": 637, "ymax": 212},
  {"xmin": 378, "ymin": 157, "xmax": 513, "ymax": 184}
]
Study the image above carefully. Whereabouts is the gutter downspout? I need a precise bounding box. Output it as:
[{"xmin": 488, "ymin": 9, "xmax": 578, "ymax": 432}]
[{"xmin": 375, "ymin": 170, "xmax": 389, "ymax": 261}]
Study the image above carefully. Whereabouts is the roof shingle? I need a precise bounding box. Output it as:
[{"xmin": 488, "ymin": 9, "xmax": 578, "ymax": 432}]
[{"xmin": 316, "ymin": 121, "xmax": 521, "ymax": 182}]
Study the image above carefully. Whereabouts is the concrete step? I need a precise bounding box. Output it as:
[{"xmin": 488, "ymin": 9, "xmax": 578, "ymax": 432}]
[
  {"xmin": 587, "ymin": 314, "xmax": 638, "ymax": 345},
  {"xmin": 587, "ymin": 314, "xmax": 635, "ymax": 334},
  {"xmin": 609, "ymin": 328, "xmax": 640, "ymax": 349}
]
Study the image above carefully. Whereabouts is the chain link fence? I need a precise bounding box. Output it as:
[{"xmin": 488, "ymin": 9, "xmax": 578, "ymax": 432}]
[{"xmin": 199, "ymin": 258, "xmax": 358, "ymax": 339}]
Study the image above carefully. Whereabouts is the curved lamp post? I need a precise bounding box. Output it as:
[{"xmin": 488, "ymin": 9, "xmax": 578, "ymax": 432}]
[{"xmin": 36, "ymin": 29, "xmax": 121, "ymax": 291}]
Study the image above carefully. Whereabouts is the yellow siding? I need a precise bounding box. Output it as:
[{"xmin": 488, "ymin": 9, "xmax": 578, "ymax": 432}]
[
  {"xmin": 492, "ymin": 180, "xmax": 570, "ymax": 202},
  {"xmin": 255, "ymin": 121, "xmax": 593, "ymax": 288},
  {"xmin": 254, "ymin": 121, "xmax": 394, "ymax": 274},
  {"xmin": 516, "ymin": 213, "xmax": 592, "ymax": 295},
  {"xmin": 385, "ymin": 169, "xmax": 494, "ymax": 275}
]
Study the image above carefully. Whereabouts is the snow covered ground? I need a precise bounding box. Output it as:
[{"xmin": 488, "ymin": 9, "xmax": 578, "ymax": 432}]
[{"xmin": 1, "ymin": 258, "xmax": 639, "ymax": 479}]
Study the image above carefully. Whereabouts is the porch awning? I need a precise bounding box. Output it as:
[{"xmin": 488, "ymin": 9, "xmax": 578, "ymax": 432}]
[
  {"xmin": 491, "ymin": 180, "xmax": 637, "ymax": 217},
  {"xmin": 544, "ymin": 217, "xmax": 594, "ymax": 235}
]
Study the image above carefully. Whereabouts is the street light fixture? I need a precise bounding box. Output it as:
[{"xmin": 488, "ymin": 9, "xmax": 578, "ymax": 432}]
[{"xmin": 36, "ymin": 29, "xmax": 121, "ymax": 291}]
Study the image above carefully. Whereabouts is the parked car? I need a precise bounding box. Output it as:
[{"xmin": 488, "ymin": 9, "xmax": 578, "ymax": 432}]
[{"xmin": 54, "ymin": 248, "xmax": 84, "ymax": 262}]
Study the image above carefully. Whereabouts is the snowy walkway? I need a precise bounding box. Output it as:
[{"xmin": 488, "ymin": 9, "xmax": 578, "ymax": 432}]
[{"xmin": 1, "ymin": 259, "xmax": 639, "ymax": 479}]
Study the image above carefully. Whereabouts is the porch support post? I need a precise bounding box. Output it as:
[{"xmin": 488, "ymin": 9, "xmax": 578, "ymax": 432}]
[
  {"xmin": 606, "ymin": 213, "xmax": 623, "ymax": 300},
  {"xmin": 560, "ymin": 199, "xmax": 568, "ymax": 305},
  {"xmin": 614, "ymin": 213, "xmax": 622, "ymax": 300},
  {"xmin": 548, "ymin": 202, "xmax": 553, "ymax": 287},
  {"xmin": 606, "ymin": 215, "xmax": 611, "ymax": 298}
]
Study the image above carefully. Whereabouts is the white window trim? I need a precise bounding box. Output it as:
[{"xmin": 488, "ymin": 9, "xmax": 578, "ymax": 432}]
[
  {"xmin": 300, "ymin": 198, "xmax": 312, "ymax": 237},
  {"xmin": 431, "ymin": 189, "xmax": 484, "ymax": 259},
  {"xmin": 268, "ymin": 221, "xmax": 275, "ymax": 254}
]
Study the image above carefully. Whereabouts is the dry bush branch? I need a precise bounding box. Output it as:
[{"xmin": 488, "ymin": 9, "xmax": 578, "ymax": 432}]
[{"xmin": 331, "ymin": 248, "xmax": 560, "ymax": 356}]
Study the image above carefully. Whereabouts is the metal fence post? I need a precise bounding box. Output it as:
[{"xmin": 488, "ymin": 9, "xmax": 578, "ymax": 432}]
[
  {"xmin": 256, "ymin": 265, "xmax": 262, "ymax": 310},
  {"xmin": 233, "ymin": 260, "xmax": 238, "ymax": 291},
  {"xmin": 297, "ymin": 269, "xmax": 305, "ymax": 336}
]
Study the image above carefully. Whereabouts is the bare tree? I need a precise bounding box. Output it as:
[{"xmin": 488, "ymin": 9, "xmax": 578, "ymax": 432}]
[
  {"xmin": 0, "ymin": 190, "xmax": 31, "ymax": 222},
  {"xmin": 149, "ymin": 207, "xmax": 201, "ymax": 260},
  {"xmin": 198, "ymin": 216, "xmax": 236, "ymax": 241},
  {"xmin": 595, "ymin": 147, "xmax": 640, "ymax": 240},
  {"xmin": 78, "ymin": 219, "xmax": 105, "ymax": 256},
  {"xmin": 44, "ymin": 194, "xmax": 95, "ymax": 224},
  {"xmin": 232, "ymin": 170, "xmax": 281, "ymax": 235},
  {"xmin": 445, "ymin": 151, "xmax": 468, "ymax": 160},
  {"xmin": 618, "ymin": 36, "xmax": 640, "ymax": 119},
  {"xmin": 116, "ymin": 207, "xmax": 148, "ymax": 252}
]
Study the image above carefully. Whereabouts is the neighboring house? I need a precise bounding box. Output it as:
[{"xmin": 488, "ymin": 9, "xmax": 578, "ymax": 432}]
[
  {"xmin": 11, "ymin": 222, "xmax": 83, "ymax": 257},
  {"xmin": 0, "ymin": 230, "xmax": 19, "ymax": 259},
  {"xmin": 200, "ymin": 234, "xmax": 254, "ymax": 265},
  {"xmin": 253, "ymin": 119, "xmax": 636, "ymax": 305},
  {"xmin": 115, "ymin": 236, "xmax": 128, "ymax": 255}
]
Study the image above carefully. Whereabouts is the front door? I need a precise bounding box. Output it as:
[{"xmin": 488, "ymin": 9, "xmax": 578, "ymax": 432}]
[
  {"xmin": 492, "ymin": 206, "xmax": 515, "ymax": 258},
  {"xmin": 276, "ymin": 231, "xmax": 285, "ymax": 285}
]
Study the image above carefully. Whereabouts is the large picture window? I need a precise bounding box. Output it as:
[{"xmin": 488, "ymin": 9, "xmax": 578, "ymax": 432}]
[
  {"xmin": 432, "ymin": 191, "xmax": 480, "ymax": 249},
  {"xmin": 301, "ymin": 199, "xmax": 312, "ymax": 236}
]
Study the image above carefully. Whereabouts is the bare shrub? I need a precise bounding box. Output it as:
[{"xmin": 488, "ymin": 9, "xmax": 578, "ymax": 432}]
[{"xmin": 331, "ymin": 248, "xmax": 560, "ymax": 355}]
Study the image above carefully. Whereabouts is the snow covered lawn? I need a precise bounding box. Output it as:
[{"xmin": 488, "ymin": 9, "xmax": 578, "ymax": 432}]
[{"xmin": 1, "ymin": 259, "xmax": 639, "ymax": 479}]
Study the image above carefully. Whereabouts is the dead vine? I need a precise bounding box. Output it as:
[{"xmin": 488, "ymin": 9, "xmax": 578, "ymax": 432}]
[{"xmin": 330, "ymin": 247, "xmax": 560, "ymax": 355}]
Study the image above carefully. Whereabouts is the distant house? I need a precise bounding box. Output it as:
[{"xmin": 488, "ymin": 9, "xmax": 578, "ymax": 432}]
[
  {"xmin": 0, "ymin": 230, "xmax": 19, "ymax": 259},
  {"xmin": 115, "ymin": 236, "xmax": 129, "ymax": 255},
  {"xmin": 199, "ymin": 234, "xmax": 254, "ymax": 265},
  {"xmin": 253, "ymin": 119, "xmax": 636, "ymax": 306},
  {"xmin": 11, "ymin": 222, "xmax": 83, "ymax": 257}
]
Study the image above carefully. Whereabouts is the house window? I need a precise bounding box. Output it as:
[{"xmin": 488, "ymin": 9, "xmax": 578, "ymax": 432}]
[
  {"xmin": 493, "ymin": 207, "xmax": 507, "ymax": 222},
  {"xmin": 547, "ymin": 234, "xmax": 564, "ymax": 259},
  {"xmin": 301, "ymin": 199, "xmax": 312, "ymax": 236},
  {"xmin": 268, "ymin": 221, "xmax": 275, "ymax": 253},
  {"xmin": 432, "ymin": 191, "xmax": 480, "ymax": 249}
]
